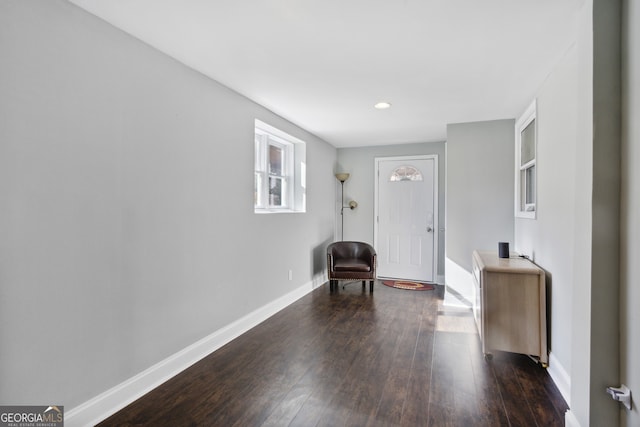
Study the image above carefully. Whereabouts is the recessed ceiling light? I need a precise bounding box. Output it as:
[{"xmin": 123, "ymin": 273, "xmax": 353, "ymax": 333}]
[{"xmin": 374, "ymin": 101, "xmax": 392, "ymax": 110}]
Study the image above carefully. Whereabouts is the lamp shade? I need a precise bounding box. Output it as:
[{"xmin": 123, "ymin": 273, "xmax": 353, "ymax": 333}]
[{"xmin": 335, "ymin": 173, "xmax": 350, "ymax": 182}]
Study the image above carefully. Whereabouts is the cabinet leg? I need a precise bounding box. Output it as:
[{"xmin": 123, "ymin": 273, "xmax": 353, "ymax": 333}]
[{"xmin": 527, "ymin": 354, "xmax": 548, "ymax": 368}]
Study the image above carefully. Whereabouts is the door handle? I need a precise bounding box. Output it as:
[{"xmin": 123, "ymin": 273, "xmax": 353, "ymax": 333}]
[{"xmin": 427, "ymin": 226, "xmax": 433, "ymax": 232}]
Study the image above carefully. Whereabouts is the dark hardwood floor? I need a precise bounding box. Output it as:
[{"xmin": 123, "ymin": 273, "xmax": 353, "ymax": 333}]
[{"xmin": 98, "ymin": 281, "xmax": 568, "ymax": 426}]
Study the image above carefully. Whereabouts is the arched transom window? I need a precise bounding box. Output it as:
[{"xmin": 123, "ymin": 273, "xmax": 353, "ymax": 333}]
[{"xmin": 389, "ymin": 165, "xmax": 423, "ymax": 182}]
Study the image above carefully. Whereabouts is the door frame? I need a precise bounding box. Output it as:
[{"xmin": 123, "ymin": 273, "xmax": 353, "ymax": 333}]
[{"xmin": 374, "ymin": 155, "xmax": 439, "ymax": 282}]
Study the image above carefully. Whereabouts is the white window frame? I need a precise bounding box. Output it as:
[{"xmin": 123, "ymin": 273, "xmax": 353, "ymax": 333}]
[
  {"xmin": 515, "ymin": 99, "xmax": 537, "ymax": 219},
  {"xmin": 254, "ymin": 120, "xmax": 306, "ymax": 213}
]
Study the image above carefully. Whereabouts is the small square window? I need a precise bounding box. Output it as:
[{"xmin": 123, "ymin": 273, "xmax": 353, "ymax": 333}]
[
  {"xmin": 515, "ymin": 100, "xmax": 537, "ymax": 219},
  {"xmin": 254, "ymin": 120, "xmax": 306, "ymax": 213}
]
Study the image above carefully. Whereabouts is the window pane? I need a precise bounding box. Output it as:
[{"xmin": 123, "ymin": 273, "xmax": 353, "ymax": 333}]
[
  {"xmin": 269, "ymin": 176, "xmax": 284, "ymax": 207},
  {"xmin": 269, "ymin": 144, "xmax": 283, "ymax": 176},
  {"xmin": 525, "ymin": 165, "xmax": 536, "ymax": 205},
  {"xmin": 521, "ymin": 120, "xmax": 535, "ymax": 166}
]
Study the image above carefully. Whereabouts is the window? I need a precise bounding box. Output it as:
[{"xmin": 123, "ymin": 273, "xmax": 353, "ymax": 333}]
[
  {"xmin": 515, "ymin": 100, "xmax": 537, "ymax": 219},
  {"xmin": 389, "ymin": 165, "xmax": 423, "ymax": 182},
  {"xmin": 254, "ymin": 120, "xmax": 306, "ymax": 213}
]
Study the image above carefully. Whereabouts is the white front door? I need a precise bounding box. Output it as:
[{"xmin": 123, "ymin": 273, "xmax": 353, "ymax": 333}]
[{"xmin": 375, "ymin": 156, "xmax": 437, "ymax": 282}]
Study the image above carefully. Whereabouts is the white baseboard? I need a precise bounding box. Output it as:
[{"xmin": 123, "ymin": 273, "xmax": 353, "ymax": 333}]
[
  {"xmin": 547, "ymin": 351, "xmax": 571, "ymax": 408},
  {"xmin": 65, "ymin": 279, "xmax": 322, "ymax": 427},
  {"xmin": 565, "ymin": 409, "xmax": 581, "ymax": 427}
]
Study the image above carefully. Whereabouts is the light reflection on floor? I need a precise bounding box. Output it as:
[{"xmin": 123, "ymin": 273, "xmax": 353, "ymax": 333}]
[{"xmin": 435, "ymin": 298, "xmax": 477, "ymax": 334}]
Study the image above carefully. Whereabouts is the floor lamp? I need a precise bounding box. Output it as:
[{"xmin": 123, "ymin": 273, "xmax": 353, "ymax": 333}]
[
  {"xmin": 335, "ymin": 173, "xmax": 357, "ymax": 240},
  {"xmin": 335, "ymin": 173, "xmax": 359, "ymax": 290}
]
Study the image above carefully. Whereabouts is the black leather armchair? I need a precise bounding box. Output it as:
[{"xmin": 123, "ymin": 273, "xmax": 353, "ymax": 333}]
[{"xmin": 327, "ymin": 241, "xmax": 377, "ymax": 293}]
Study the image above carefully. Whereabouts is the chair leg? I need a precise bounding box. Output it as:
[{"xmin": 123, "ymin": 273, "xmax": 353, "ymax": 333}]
[{"xmin": 370, "ymin": 280, "xmax": 374, "ymax": 292}]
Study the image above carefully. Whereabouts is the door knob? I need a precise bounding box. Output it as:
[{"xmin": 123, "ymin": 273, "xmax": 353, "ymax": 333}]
[{"xmin": 427, "ymin": 226, "xmax": 433, "ymax": 232}]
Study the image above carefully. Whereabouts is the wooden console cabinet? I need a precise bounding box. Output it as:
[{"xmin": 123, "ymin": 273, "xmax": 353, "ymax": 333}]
[{"xmin": 472, "ymin": 250, "xmax": 548, "ymax": 365}]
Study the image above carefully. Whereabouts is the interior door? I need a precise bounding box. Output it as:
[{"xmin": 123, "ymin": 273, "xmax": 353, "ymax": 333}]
[{"xmin": 375, "ymin": 156, "xmax": 437, "ymax": 282}]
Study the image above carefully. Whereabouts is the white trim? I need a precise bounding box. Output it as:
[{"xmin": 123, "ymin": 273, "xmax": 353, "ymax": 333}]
[
  {"xmin": 254, "ymin": 119, "xmax": 305, "ymax": 145},
  {"xmin": 374, "ymin": 155, "xmax": 439, "ymax": 283},
  {"xmin": 565, "ymin": 410, "xmax": 581, "ymax": 427},
  {"xmin": 547, "ymin": 351, "xmax": 571, "ymax": 407},
  {"xmin": 65, "ymin": 278, "xmax": 324, "ymax": 427}
]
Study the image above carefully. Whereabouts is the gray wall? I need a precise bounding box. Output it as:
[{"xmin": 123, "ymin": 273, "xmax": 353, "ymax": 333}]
[
  {"xmin": 621, "ymin": 0, "xmax": 639, "ymax": 425},
  {"xmin": 588, "ymin": 0, "xmax": 622, "ymax": 422},
  {"xmin": 445, "ymin": 120, "xmax": 515, "ymax": 302},
  {"xmin": 514, "ymin": 43, "xmax": 578, "ymax": 396},
  {"xmin": 570, "ymin": 0, "xmax": 622, "ymax": 425},
  {"xmin": 517, "ymin": 1, "xmax": 623, "ymax": 424},
  {"xmin": 0, "ymin": 0, "xmax": 336, "ymax": 409},
  {"xmin": 567, "ymin": 2, "xmax": 596, "ymax": 424},
  {"xmin": 336, "ymin": 142, "xmax": 446, "ymax": 280}
]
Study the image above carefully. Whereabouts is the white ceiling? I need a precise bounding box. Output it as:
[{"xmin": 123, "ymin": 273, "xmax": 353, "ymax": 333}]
[{"xmin": 68, "ymin": 0, "xmax": 582, "ymax": 147}]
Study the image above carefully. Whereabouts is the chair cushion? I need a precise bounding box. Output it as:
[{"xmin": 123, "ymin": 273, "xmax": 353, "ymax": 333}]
[{"xmin": 333, "ymin": 258, "xmax": 371, "ymax": 272}]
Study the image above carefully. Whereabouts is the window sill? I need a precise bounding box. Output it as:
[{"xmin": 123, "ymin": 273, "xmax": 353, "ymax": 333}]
[
  {"xmin": 254, "ymin": 208, "xmax": 306, "ymax": 214},
  {"xmin": 515, "ymin": 211, "xmax": 536, "ymax": 220}
]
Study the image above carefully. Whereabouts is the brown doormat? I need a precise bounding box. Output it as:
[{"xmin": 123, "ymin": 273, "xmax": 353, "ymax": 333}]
[{"xmin": 382, "ymin": 280, "xmax": 434, "ymax": 291}]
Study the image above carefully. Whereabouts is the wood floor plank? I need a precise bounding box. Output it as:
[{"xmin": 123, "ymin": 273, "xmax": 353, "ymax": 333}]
[
  {"xmin": 491, "ymin": 353, "xmax": 541, "ymax": 427},
  {"xmin": 373, "ymin": 338, "xmax": 417, "ymax": 424},
  {"xmin": 397, "ymin": 316, "xmax": 434, "ymax": 426},
  {"xmin": 511, "ymin": 354, "xmax": 567, "ymax": 426},
  {"xmin": 98, "ymin": 282, "xmax": 567, "ymax": 427}
]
